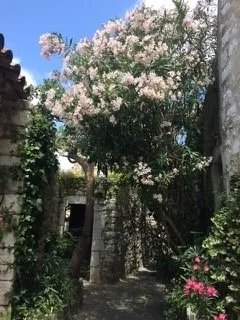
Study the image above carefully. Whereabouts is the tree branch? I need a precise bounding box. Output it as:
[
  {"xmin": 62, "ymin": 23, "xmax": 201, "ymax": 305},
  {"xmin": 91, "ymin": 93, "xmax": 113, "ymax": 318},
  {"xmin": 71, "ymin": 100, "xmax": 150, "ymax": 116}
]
[
  {"xmin": 162, "ymin": 212, "xmax": 185, "ymax": 246},
  {"xmin": 58, "ymin": 149, "xmax": 89, "ymax": 174}
]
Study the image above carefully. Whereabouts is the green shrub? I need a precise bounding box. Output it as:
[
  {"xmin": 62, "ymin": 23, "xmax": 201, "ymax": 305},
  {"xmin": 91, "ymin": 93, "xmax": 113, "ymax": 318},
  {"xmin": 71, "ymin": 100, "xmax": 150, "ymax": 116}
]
[
  {"xmin": 166, "ymin": 180, "xmax": 240, "ymax": 320},
  {"xmin": 12, "ymin": 106, "xmax": 81, "ymax": 320},
  {"xmin": 203, "ymin": 180, "xmax": 240, "ymax": 319},
  {"xmin": 59, "ymin": 170, "xmax": 85, "ymax": 193},
  {"xmin": 12, "ymin": 234, "xmax": 80, "ymax": 320},
  {"xmin": 165, "ymin": 247, "xmax": 226, "ymax": 320}
]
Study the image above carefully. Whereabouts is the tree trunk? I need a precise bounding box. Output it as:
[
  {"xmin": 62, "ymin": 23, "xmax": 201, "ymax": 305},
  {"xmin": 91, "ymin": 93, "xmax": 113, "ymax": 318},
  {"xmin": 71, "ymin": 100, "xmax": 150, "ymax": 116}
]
[{"xmin": 69, "ymin": 162, "xmax": 95, "ymax": 279}]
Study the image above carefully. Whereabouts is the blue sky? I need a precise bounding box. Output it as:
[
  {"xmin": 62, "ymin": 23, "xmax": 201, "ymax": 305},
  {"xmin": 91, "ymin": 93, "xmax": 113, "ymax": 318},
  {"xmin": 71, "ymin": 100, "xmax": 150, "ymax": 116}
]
[
  {"xmin": 1, "ymin": 0, "xmax": 196, "ymax": 170},
  {"xmin": 1, "ymin": 0, "xmax": 197, "ymax": 85},
  {"xmin": 1, "ymin": 0, "xmax": 139, "ymax": 84}
]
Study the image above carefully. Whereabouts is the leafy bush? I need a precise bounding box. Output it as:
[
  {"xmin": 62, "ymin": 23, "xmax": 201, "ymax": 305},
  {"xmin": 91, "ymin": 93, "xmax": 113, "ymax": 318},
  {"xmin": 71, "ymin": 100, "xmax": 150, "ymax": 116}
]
[
  {"xmin": 202, "ymin": 180, "xmax": 240, "ymax": 319},
  {"xmin": 167, "ymin": 181, "xmax": 240, "ymax": 319},
  {"xmin": 59, "ymin": 169, "xmax": 125, "ymax": 198},
  {"xmin": 12, "ymin": 233, "xmax": 80, "ymax": 320},
  {"xmin": 59, "ymin": 170, "xmax": 86, "ymax": 193},
  {"xmin": 12, "ymin": 106, "xmax": 81, "ymax": 319},
  {"xmin": 165, "ymin": 247, "xmax": 226, "ymax": 320}
]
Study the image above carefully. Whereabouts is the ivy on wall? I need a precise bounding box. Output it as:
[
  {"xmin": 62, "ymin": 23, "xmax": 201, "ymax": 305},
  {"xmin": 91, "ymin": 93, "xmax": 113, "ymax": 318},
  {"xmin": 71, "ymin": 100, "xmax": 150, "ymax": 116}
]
[{"xmin": 12, "ymin": 105, "xmax": 59, "ymax": 318}]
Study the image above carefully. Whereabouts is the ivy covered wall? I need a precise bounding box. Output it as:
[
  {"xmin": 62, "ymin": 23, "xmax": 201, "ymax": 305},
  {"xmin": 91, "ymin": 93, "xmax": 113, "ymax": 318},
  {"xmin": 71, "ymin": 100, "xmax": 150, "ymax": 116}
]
[{"xmin": 0, "ymin": 98, "xmax": 29, "ymax": 318}]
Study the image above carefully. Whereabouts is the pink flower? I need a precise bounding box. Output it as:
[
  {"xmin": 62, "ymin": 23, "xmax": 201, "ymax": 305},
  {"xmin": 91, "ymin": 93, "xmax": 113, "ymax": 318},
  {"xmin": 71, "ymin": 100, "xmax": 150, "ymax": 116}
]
[
  {"xmin": 205, "ymin": 285, "xmax": 218, "ymax": 297},
  {"xmin": 193, "ymin": 281, "xmax": 205, "ymax": 295},
  {"xmin": 214, "ymin": 314, "xmax": 228, "ymax": 320},
  {"xmin": 193, "ymin": 264, "xmax": 201, "ymax": 270},
  {"xmin": 204, "ymin": 266, "xmax": 209, "ymax": 272},
  {"xmin": 39, "ymin": 33, "xmax": 65, "ymax": 59},
  {"xmin": 194, "ymin": 257, "xmax": 201, "ymax": 264},
  {"xmin": 184, "ymin": 278, "xmax": 205, "ymax": 295},
  {"xmin": 183, "ymin": 278, "xmax": 218, "ymax": 298}
]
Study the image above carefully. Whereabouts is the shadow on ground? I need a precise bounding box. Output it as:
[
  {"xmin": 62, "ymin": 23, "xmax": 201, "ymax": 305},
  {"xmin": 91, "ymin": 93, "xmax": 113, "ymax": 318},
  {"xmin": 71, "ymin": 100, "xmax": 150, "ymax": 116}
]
[{"xmin": 67, "ymin": 269, "xmax": 166, "ymax": 320}]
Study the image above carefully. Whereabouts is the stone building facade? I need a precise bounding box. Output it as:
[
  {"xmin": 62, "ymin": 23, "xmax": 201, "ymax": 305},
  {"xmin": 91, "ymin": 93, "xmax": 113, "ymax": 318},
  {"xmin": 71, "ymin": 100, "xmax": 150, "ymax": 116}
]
[
  {"xmin": 0, "ymin": 34, "xmax": 29, "ymax": 317},
  {"xmin": 218, "ymin": 0, "xmax": 240, "ymax": 192}
]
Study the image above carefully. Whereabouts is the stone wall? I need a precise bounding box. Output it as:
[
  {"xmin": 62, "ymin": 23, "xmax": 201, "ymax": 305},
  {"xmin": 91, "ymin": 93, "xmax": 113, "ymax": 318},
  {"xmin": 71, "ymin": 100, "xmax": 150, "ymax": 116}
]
[
  {"xmin": 218, "ymin": 0, "xmax": 240, "ymax": 191},
  {"xmin": 0, "ymin": 33, "xmax": 29, "ymax": 317},
  {"xmin": 0, "ymin": 99, "xmax": 29, "ymax": 317},
  {"xmin": 90, "ymin": 188, "xmax": 143, "ymax": 284}
]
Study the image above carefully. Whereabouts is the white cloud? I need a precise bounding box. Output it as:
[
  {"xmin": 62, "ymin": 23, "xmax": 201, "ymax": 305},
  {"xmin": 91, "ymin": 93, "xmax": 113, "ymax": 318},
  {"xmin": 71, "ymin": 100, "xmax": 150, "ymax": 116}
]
[
  {"xmin": 13, "ymin": 57, "xmax": 37, "ymax": 86},
  {"xmin": 142, "ymin": 0, "xmax": 198, "ymax": 9},
  {"xmin": 21, "ymin": 67, "xmax": 36, "ymax": 86}
]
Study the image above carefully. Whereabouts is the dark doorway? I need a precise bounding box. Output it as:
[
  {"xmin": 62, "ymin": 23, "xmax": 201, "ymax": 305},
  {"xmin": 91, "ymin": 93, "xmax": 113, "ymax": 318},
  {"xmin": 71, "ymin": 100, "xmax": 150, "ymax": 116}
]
[
  {"xmin": 67, "ymin": 202, "xmax": 92, "ymax": 279},
  {"xmin": 68, "ymin": 203, "xmax": 86, "ymax": 237}
]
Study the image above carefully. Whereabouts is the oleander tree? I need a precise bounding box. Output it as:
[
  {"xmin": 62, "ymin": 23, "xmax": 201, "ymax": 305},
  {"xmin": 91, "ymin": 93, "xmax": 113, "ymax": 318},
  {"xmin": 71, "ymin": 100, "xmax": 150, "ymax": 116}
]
[{"xmin": 39, "ymin": 0, "xmax": 217, "ymax": 275}]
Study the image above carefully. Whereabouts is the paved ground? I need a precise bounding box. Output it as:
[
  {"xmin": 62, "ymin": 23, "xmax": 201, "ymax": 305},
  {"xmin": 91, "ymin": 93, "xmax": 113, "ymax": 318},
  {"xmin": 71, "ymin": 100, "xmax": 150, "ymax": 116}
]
[{"xmin": 68, "ymin": 269, "xmax": 166, "ymax": 320}]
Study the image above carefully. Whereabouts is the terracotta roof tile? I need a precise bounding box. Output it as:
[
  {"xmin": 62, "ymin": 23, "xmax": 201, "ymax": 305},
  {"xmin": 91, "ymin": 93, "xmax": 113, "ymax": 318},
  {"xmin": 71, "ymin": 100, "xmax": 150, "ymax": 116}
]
[{"xmin": 0, "ymin": 33, "xmax": 30, "ymax": 101}]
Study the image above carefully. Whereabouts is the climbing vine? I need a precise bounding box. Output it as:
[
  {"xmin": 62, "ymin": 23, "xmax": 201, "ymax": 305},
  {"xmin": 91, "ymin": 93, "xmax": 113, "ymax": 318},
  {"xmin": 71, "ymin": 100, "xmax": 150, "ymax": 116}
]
[{"xmin": 12, "ymin": 103, "xmax": 78, "ymax": 319}]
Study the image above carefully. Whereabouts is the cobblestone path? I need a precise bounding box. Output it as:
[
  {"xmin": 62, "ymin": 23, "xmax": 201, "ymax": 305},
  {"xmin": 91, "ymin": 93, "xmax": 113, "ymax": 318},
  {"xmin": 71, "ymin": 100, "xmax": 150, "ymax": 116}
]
[{"xmin": 70, "ymin": 269, "xmax": 166, "ymax": 320}]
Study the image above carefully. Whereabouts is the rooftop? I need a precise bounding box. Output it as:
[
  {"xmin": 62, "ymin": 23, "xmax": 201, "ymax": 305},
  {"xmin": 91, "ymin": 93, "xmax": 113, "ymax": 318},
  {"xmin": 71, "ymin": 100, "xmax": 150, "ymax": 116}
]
[{"xmin": 0, "ymin": 33, "xmax": 30, "ymax": 101}]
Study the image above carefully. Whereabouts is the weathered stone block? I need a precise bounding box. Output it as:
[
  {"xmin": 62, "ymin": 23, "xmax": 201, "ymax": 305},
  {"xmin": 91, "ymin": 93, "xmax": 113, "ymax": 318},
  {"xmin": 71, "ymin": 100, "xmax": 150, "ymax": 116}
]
[
  {"xmin": 0, "ymin": 249, "xmax": 14, "ymax": 265},
  {"xmin": 2, "ymin": 195, "xmax": 22, "ymax": 214},
  {"xmin": 90, "ymin": 251, "xmax": 100, "ymax": 267},
  {"xmin": 0, "ymin": 233, "xmax": 15, "ymax": 249},
  {"xmin": 0, "ymin": 266, "xmax": 14, "ymax": 281},
  {"xmin": 11, "ymin": 110, "xmax": 29, "ymax": 126},
  {"xmin": 66, "ymin": 195, "xmax": 86, "ymax": 204},
  {"xmin": 92, "ymin": 226, "xmax": 103, "ymax": 240},
  {"xmin": 0, "ymin": 281, "xmax": 13, "ymax": 305},
  {"xmin": 91, "ymin": 239, "xmax": 104, "ymax": 251},
  {"xmin": 89, "ymin": 267, "xmax": 101, "ymax": 284},
  {"xmin": 0, "ymin": 139, "xmax": 18, "ymax": 156},
  {"xmin": 5, "ymin": 180, "xmax": 23, "ymax": 194},
  {"xmin": 0, "ymin": 156, "xmax": 19, "ymax": 167}
]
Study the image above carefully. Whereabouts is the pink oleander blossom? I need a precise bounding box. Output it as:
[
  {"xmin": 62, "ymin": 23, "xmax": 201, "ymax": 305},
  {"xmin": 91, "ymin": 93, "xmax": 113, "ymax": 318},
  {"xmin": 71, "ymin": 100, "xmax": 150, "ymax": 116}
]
[
  {"xmin": 194, "ymin": 257, "xmax": 201, "ymax": 264},
  {"xmin": 193, "ymin": 264, "xmax": 201, "ymax": 270},
  {"xmin": 103, "ymin": 19, "xmax": 126, "ymax": 35},
  {"xmin": 214, "ymin": 314, "xmax": 228, "ymax": 320},
  {"xmin": 205, "ymin": 285, "xmax": 218, "ymax": 297},
  {"xmin": 184, "ymin": 278, "xmax": 218, "ymax": 297},
  {"xmin": 76, "ymin": 38, "xmax": 91, "ymax": 54},
  {"xmin": 39, "ymin": 33, "xmax": 65, "ymax": 59}
]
